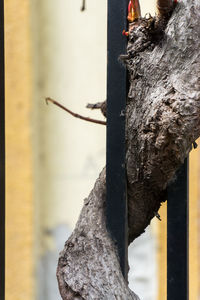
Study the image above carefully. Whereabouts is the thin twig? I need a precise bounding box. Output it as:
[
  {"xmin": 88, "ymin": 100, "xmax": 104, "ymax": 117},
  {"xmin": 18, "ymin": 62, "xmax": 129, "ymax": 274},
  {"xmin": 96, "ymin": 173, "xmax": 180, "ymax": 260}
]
[
  {"xmin": 46, "ymin": 97, "xmax": 106, "ymax": 126},
  {"xmin": 81, "ymin": 0, "xmax": 86, "ymax": 11}
]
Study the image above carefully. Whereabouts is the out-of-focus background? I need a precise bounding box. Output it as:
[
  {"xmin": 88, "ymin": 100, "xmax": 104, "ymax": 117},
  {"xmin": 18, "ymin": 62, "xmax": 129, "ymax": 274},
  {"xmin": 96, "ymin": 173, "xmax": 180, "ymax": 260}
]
[{"xmin": 5, "ymin": 0, "xmax": 200, "ymax": 299}]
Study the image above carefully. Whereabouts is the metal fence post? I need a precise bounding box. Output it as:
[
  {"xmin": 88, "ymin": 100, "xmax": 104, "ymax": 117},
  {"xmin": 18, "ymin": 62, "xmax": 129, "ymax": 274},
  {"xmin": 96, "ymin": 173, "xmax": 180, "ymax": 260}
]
[
  {"xmin": 167, "ymin": 158, "xmax": 189, "ymax": 299},
  {"xmin": 106, "ymin": 0, "xmax": 128, "ymax": 279},
  {"xmin": 0, "ymin": 0, "xmax": 5, "ymax": 299}
]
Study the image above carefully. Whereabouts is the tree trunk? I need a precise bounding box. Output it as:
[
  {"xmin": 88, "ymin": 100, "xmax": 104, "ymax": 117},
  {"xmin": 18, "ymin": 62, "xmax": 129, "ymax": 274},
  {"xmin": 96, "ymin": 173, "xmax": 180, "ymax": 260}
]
[{"xmin": 57, "ymin": 0, "xmax": 200, "ymax": 298}]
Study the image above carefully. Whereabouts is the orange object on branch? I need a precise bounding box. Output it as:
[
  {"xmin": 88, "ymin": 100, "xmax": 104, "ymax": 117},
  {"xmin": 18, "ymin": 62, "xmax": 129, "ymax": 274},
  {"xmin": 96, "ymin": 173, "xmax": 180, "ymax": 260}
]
[
  {"xmin": 122, "ymin": 29, "xmax": 129, "ymax": 37},
  {"xmin": 127, "ymin": 0, "xmax": 141, "ymax": 22}
]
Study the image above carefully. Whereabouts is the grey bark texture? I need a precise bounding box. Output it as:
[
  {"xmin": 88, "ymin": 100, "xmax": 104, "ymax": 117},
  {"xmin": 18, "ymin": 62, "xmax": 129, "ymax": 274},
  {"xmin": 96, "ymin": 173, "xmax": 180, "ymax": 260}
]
[{"xmin": 57, "ymin": 0, "xmax": 200, "ymax": 298}]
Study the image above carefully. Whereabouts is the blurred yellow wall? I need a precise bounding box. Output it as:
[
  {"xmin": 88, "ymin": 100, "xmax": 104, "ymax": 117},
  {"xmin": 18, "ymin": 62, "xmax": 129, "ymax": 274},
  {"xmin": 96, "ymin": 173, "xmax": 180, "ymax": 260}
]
[
  {"xmin": 189, "ymin": 147, "xmax": 199, "ymax": 299},
  {"xmin": 5, "ymin": 1, "xmax": 34, "ymax": 299}
]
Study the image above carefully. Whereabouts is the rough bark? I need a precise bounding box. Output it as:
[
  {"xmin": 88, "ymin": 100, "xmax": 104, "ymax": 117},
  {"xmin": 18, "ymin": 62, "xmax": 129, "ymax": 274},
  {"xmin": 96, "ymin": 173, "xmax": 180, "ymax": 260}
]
[{"xmin": 57, "ymin": 0, "xmax": 200, "ymax": 298}]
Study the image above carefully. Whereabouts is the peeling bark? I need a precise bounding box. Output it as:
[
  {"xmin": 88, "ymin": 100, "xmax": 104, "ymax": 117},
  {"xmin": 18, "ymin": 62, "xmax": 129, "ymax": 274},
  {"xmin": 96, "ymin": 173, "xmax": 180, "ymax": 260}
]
[{"xmin": 57, "ymin": 0, "xmax": 200, "ymax": 298}]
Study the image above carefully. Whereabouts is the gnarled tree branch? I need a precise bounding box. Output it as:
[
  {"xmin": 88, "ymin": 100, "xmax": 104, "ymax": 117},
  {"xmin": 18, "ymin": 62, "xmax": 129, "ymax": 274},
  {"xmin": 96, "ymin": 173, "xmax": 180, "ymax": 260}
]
[{"xmin": 57, "ymin": 0, "xmax": 200, "ymax": 298}]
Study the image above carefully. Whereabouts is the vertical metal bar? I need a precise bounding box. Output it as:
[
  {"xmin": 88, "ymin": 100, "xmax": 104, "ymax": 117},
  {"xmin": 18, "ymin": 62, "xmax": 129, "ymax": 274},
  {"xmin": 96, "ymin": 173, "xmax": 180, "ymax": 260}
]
[
  {"xmin": 0, "ymin": 0, "xmax": 5, "ymax": 299},
  {"xmin": 167, "ymin": 158, "xmax": 189, "ymax": 299},
  {"xmin": 106, "ymin": 0, "xmax": 128, "ymax": 279}
]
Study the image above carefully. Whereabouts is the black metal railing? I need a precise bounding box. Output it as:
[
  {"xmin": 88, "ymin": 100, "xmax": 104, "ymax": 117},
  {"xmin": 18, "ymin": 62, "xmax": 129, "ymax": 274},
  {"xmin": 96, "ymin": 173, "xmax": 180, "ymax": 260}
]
[
  {"xmin": 167, "ymin": 159, "xmax": 189, "ymax": 299},
  {"xmin": 106, "ymin": 0, "xmax": 189, "ymax": 298},
  {"xmin": 106, "ymin": 0, "xmax": 128, "ymax": 279},
  {"xmin": 0, "ymin": 0, "xmax": 5, "ymax": 299}
]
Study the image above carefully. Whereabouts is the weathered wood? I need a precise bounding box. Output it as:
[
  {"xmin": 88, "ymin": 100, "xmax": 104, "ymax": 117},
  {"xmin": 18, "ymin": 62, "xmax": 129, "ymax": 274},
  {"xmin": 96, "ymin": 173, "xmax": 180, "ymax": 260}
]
[{"xmin": 57, "ymin": 0, "xmax": 200, "ymax": 298}]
